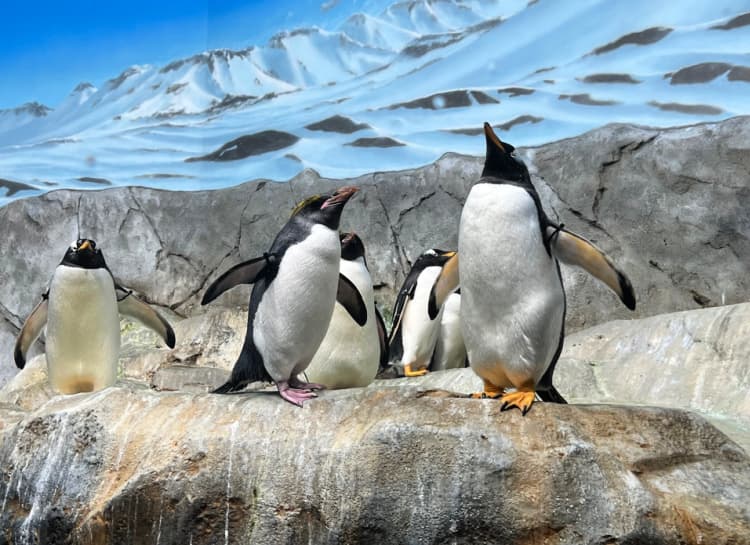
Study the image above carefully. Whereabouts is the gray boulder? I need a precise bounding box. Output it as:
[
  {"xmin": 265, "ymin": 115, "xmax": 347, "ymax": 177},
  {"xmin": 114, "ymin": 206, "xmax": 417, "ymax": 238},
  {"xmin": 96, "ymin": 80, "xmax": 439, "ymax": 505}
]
[{"xmin": 0, "ymin": 385, "xmax": 748, "ymax": 544}]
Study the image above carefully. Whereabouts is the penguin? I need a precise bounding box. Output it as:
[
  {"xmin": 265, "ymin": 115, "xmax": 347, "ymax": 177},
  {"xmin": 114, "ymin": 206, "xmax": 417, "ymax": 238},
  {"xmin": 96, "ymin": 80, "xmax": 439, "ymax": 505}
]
[
  {"xmin": 201, "ymin": 186, "xmax": 363, "ymax": 406},
  {"xmin": 14, "ymin": 238, "xmax": 176, "ymax": 394},
  {"xmin": 303, "ymin": 232, "xmax": 388, "ymax": 389},
  {"xmin": 388, "ymin": 249, "xmax": 456, "ymax": 377},
  {"xmin": 430, "ymin": 290, "xmax": 467, "ymax": 371},
  {"xmin": 429, "ymin": 123, "xmax": 636, "ymax": 414}
]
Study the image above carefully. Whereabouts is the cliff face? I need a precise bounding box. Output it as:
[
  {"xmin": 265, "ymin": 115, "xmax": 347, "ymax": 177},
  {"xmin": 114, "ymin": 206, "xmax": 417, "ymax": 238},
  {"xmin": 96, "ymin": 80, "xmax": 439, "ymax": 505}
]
[{"xmin": 1, "ymin": 117, "xmax": 750, "ymax": 387}]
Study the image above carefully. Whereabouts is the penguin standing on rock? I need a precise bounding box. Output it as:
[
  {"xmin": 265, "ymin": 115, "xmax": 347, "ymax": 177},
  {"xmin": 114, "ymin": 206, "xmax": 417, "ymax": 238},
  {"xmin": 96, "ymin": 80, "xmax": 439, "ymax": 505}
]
[
  {"xmin": 14, "ymin": 239, "xmax": 176, "ymax": 394},
  {"xmin": 430, "ymin": 123, "xmax": 636, "ymax": 414},
  {"xmin": 430, "ymin": 290, "xmax": 467, "ymax": 371},
  {"xmin": 201, "ymin": 186, "xmax": 363, "ymax": 406},
  {"xmin": 304, "ymin": 232, "xmax": 388, "ymax": 389},
  {"xmin": 388, "ymin": 249, "xmax": 456, "ymax": 377}
]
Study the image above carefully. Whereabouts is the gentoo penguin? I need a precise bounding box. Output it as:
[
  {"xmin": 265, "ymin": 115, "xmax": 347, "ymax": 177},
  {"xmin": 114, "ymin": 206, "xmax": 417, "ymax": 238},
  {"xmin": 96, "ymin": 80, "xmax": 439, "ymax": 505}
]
[
  {"xmin": 430, "ymin": 290, "xmax": 467, "ymax": 371},
  {"xmin": 14, "ymin": 239, "xmax": 176, "ymax": 394},
  {"xmin": 430, "ymin": 123, "xmax": 635, "ymax": 414},
  {"xmin": 388, "ymin": 249, "xmax": 456, "ymax": 377},
  {"xmin": 304, "ymin": 232, "xmax": 388, "ymax": 389},
  {"xmin": 201, "ymin": 186, "xmax": 363, "ymax": 406}
]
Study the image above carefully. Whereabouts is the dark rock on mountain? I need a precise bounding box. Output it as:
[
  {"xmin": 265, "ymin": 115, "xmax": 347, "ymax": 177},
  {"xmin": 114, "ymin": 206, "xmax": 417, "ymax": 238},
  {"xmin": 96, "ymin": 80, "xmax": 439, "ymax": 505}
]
[
  {"xmin": 305, "ymin": 115, "xmax": 370, "ymax": 133},
  {"xmin": 581, "ymin": 73, "xmax": 641, "ymax": 84},
  {"xmin": 346, "ymin": 137, "xmax": 405, "ymax": 147},
  {"xmin": 668, "ymin": 62, "xmax": 733, "ymax": 84},
  {"xmin": 591, "ymin": 27, "xmax": 672, "ymax": 55},
  {"xmin": 185, "ymin": 130, "xmax": 300, "ymax": 162},
  {"xmin": 648, "ymin": 101, "xmax": 723, "ymax": 115}
]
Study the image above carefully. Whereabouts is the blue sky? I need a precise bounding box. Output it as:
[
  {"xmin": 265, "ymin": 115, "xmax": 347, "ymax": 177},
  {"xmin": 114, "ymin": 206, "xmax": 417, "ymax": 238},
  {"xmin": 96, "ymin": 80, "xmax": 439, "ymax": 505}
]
[{"xmin": 0, "ymin": 0, "xmax": 388, "ymax": 110}]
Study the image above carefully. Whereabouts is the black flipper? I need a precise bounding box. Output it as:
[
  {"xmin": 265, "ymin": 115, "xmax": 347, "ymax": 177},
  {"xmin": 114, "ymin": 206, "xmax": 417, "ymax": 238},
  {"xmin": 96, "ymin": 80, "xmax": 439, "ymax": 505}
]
[
  {"xmin": 337, "ymin": 273, "xmax": 367, "ymax": 326},
  {"xmin": 213, "ymin": 276, "xmax": 273, "ymax": 393},
  {"xmin": 201, "ymin": 254, "xmax": 275, "ymax": 305},
  {"xmin": 374, "ymin": 304, "xmax": 389, "ymax": 370},
  {"xmin": 14, "ymin": 294, "xmax": 49, "ymax": 369},
  {"xmin": 388, "ymin": 275, "xmax": 417, "ymax": 361},
  {"xmin": 537, "ymin": 386, "xmax": 567, "ymax": 404}
]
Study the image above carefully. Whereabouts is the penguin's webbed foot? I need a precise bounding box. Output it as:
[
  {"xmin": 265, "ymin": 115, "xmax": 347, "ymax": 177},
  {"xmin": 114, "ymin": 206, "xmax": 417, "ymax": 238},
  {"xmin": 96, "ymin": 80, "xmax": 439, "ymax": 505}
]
[
  {"xmin": 500, "ymin": 389, "xmax": 536, "ymax": 416},
  {"xmin": 277, "ymin": 381, "xmax": 318, "ymax": 407},
  {"xmin": 470, "ymin": 379, "xmax": 504, "ymax": 399},
  {"xmin": 404, "ymin": 364, "xmax": 428, "ymax": 377}
]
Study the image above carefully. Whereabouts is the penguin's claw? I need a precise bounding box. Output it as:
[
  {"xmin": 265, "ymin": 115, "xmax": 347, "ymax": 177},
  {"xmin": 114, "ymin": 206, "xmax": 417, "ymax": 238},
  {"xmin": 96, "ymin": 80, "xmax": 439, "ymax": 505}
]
[
  {"xmin": 404, "ymin": 364, "xmax": 429, "ymax": 377},
  {"xmin": 499, "ymin": 390, "xmax": 536, "ymax": 415},
  {"xmin": 277, "ymin": 381, "xmax": 318, "ymax": 407}
]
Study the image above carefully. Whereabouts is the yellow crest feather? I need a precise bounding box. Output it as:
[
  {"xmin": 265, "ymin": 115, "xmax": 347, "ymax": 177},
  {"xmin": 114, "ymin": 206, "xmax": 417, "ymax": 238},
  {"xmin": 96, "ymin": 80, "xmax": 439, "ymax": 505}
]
[{"xmin": 291, "ymin": 195, "xmax": 322, "ymax": 217}]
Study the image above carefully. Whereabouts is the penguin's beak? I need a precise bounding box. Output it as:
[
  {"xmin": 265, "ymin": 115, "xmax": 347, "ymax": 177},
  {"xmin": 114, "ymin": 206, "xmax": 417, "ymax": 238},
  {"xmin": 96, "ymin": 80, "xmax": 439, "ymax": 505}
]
[
  {"xmin": 341, "ymin": 232, "xmax": 355, "ymax": 245},
  {"xmin": 441, "ymin": 250, "xmax": 457, "ymax": 258},
  {"xmin": 484, "ymin": 122, "xmax": 507, "ymax": 153},
  {"xmin": 322, "ymin": 186, "xmax": 358, "ymax": 209},
  {"xmin": 78, "ymin": 240, "xmax": 92, "ymax": 252}
]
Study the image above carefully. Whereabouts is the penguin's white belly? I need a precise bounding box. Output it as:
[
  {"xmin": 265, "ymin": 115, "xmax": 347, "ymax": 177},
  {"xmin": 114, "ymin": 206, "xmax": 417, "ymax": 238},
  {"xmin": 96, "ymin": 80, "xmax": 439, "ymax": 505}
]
[
  {"xmin": 431, "ymin": 293, "xmax": 466, "ymax": 371},
  {"xmin": 459, "ymin": 183, "xmax": 564, "ymax": 388},
  {"xmin": 305, "ymin": 258, "xmax": 379, "ymax": 388},
  {"xmin": 253, "ymin": 224, "xmax": 340, "ymax": 383},
  {"xmin": 401, "ymin": 266, "xmax": 443, "ymax": 369},
  {"xmin": 46, "ymin": 266, "xmax": 120, "ymax": 394}
]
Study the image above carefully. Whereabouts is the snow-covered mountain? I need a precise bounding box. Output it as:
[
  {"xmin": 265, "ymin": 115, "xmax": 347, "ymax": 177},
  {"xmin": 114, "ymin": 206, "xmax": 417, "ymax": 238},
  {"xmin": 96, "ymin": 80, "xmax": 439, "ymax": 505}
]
[{"xmin": 1, "ymin": 0, "xmax": 749, "ymax": 203}]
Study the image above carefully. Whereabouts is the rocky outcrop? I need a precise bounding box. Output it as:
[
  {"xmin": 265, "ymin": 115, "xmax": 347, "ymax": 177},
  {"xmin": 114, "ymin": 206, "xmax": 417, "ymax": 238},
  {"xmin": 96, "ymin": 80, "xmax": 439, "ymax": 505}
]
[
  {"xmin": 1, "ymin": 117, "xmax": 750, "ymax": 389},
  {"xmin": 0, "ymin": 384, "xmax": 748, "ymax": 545}
]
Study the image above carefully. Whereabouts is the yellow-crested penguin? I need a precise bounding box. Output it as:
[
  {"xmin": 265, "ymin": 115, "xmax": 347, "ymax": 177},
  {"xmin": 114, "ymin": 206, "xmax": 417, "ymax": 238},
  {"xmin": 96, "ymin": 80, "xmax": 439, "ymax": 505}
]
[{"xmin": 201, "ymin": 186, "xmax": 363, "ymax": 406}]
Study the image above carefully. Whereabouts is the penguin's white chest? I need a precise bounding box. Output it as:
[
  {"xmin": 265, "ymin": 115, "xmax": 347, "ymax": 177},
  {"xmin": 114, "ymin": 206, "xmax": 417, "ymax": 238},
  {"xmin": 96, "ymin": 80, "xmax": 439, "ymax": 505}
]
[
  {"xmin": 431, "ymin": 292, "xmax": 466, "ymax": 371},
  {"xmin": 46, "ymin": 265, "xmax": 120, "ymax": 393},
  {"xmin": 401, "ymin": 266, "xmax": 443, "ymax": 368},
  {"xmin": 459, "ymin": 183, "xmax": 564, "ymax": 387},
  {"xmin": 253, "ymin": 224, "xmax": 341, "ymax": 382},
  {"xmin": 305, "ymin": 257, "xmax": 379, "ymax": 388}
]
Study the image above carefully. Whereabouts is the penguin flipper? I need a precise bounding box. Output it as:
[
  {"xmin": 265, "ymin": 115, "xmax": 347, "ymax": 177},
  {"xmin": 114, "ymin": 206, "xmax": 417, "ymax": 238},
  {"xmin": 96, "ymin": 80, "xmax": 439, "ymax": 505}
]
[
  {"xmin": 387, "ymin": 278, "xmax": 416, "ymax": 355},
  {"xmin": 14, "ymin": 296, "xmax": 49, "ymax": 369},
  {"xmin": 427, "ymin": 252, "xmax": 459, "ymax": 319},
  {"xmin": 116, "ymin": 288, "xmax": 176, "ymax": 348},
  {"xmin": 337, "ymin": 274, "xmax": 367, "ymax": 326},
  {"xmin": 548, "ymin": 227, "xmax": 636, "ymax": 310},
  {"xmin": 374, "ymin": 304, "xmax": 390, "ymax": 369},
  {"xmin": 201, "ymin": 254, "xmax": 274, "ymax": 305}
]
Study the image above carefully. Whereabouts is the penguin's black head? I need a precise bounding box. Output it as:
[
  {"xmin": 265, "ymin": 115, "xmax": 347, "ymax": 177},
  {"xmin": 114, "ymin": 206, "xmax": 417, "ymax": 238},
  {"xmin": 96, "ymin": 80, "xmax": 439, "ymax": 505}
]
[
  {"xmin": 340, "ymin": 232, "xmax": 366, "ymax": 262},
  {"xmin": 61, "ymin": 238, "xmax": 108, "ymax": 269},
  {"xmin": 291, "ymin": 186, "xmax": 359, "ymax": 230},
  {"xmin": 481, "ymin": 122, "xmax": 532, "ymax": 184},
  {"xmin": 414, "ymin": 248, "xmax": 456, "ymax": 270}
]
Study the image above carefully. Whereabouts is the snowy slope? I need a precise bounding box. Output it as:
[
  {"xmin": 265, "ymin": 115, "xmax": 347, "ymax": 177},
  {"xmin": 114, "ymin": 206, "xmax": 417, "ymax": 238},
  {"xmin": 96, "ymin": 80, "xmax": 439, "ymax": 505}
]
[{"xmin": 1, "ymin": 0, "xmax": 749, "ymax": 203}]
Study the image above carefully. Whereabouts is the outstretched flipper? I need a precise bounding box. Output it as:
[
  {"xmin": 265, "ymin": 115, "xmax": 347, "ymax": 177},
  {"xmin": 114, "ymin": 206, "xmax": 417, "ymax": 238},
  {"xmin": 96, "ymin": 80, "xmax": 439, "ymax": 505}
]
[
  {"xmin": 201, "ymin": 254, "xmax": 275, "ymax": 305},
  {"xmin": 14, "ymin": 295, "xmax": 49, "ymax": 369},
  {"xmin": 427, "ymin": 252, "xmax": 459, "ymax": 319},
  {"xmin": 116, "ymin": 287, "xmax": 176, "ymax": 348},
  {"xmin": 547, "ymin": 226, "xmax": 636, "ymax": 310},
  {"xmin": 337, "ymin": 274, "xmax": 367, "ymax": 326}
]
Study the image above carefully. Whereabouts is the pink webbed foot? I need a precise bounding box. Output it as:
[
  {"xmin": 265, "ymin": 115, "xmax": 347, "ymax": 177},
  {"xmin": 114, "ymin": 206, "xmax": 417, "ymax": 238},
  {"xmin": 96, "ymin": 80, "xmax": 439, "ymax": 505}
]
[{"xmin": 277, "ymin": 381, "xmax": 318, "ymax": 407}]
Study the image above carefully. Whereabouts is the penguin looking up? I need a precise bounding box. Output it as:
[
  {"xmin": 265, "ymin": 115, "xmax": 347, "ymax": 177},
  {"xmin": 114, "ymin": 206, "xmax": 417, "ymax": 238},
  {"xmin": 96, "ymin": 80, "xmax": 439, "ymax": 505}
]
[
  {"xmin": 388, "ymin": 249, "xmax": 456, "ymax": 377},
  {"xmin": 430, "ymin": 123, "xmax": 636, "ymax": 414},
  {"xmin": 14, "ymin": 238, "xmax": 176, "ymax": 394},
  {"xmin": 201, "ymin": 186, "xmax": 363, "ymax": 406},
  {"xmin": 303, "ymin": 232, "xmax": 388, "ymax": 389}
]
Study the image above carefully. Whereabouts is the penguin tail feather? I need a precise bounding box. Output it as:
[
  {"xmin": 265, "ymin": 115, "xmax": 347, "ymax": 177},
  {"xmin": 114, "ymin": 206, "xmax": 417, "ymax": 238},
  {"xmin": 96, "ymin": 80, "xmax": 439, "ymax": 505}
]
[
  {"xmin": 212, "ymin": 380, "xmax": 245, "ymax": 394},
  {"xmin": 538, "ymin": 386, "xmax": 567, "ymax": 404}
]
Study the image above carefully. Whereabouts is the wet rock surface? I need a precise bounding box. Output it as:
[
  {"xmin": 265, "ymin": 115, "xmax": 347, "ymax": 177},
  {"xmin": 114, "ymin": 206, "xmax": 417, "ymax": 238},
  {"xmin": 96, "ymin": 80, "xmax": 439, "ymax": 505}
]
[{"xmin": 0, "ymin": 384, "xmax": 748, "ymax": 545}]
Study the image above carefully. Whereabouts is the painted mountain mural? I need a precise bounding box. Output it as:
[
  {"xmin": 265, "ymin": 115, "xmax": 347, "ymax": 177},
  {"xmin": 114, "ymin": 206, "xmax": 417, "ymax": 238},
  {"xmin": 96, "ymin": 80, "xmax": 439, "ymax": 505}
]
[{"xmin": 1, "ymin": 0, "xmax": 749, "ymax": 204}]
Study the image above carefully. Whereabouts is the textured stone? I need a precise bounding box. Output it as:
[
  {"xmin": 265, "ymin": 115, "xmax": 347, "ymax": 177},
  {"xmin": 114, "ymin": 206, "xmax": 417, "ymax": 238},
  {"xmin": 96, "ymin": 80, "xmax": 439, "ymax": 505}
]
[{"xmin": 0, "ymin": 385, "xmax": 748, "ymax": 545}]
